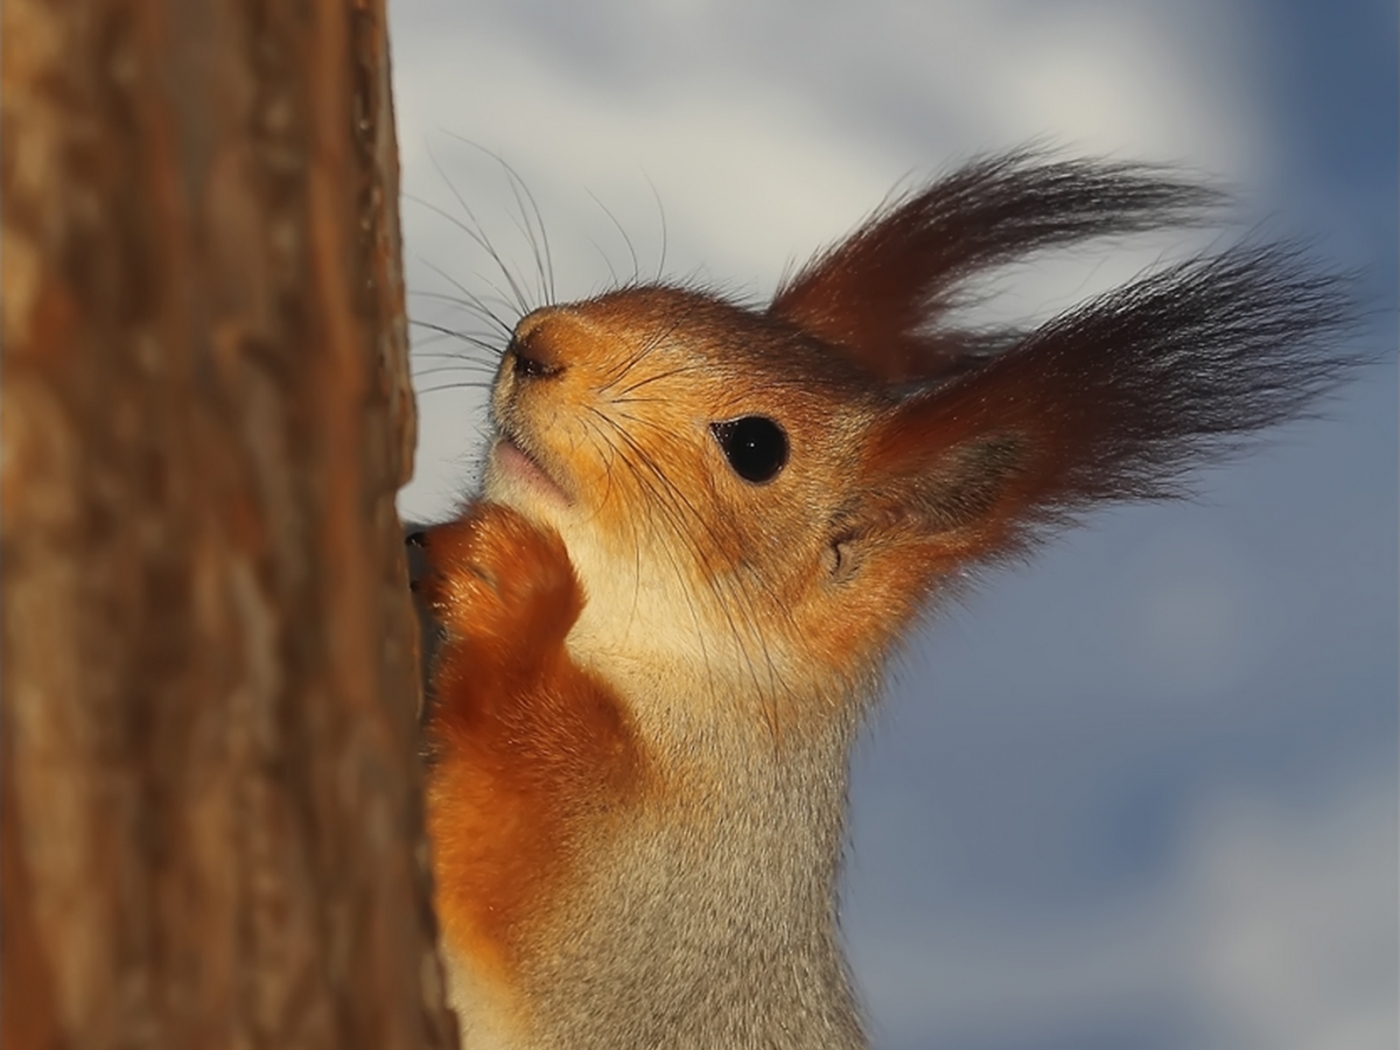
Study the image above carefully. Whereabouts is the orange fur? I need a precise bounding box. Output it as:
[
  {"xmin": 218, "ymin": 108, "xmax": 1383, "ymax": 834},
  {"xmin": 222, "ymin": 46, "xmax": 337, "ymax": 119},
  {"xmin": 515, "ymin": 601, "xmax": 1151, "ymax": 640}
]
[{"xmin": 418, "ymin": 505, "xmax": 644, "ymax": 995}]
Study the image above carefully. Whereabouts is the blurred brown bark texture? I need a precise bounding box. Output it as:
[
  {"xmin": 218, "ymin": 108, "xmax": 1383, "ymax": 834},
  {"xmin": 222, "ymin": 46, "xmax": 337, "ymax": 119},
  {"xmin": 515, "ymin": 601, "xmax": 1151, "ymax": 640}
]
[{"xmin": 1, "ymin": 0, "xmax": 458, "ymax": 1047}]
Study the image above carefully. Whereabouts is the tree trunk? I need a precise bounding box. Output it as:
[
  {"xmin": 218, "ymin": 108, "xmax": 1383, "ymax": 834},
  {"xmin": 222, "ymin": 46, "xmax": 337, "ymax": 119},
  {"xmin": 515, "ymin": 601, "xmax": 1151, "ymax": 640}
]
[{"xmin": 1, "ymin": 1, "xmax": 458, "ymax": 1047}]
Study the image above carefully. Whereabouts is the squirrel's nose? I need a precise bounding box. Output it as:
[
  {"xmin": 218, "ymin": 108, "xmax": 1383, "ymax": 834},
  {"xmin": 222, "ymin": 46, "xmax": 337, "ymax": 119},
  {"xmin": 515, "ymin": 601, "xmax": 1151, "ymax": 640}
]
[
  {"xmin": 510, "ymin": 309, "xmax": 568, "ymax": 380},
  {"xmin": 513, "ymin": 346, "xmax": 562, "ymax": 380}
]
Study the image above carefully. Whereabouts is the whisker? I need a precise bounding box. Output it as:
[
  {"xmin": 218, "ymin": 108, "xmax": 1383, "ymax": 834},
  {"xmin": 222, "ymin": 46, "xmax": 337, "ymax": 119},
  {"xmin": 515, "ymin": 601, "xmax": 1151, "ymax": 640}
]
[
  {"xmin": 585, "ymin": 233, "xmax": 623, "ymax": 288},
  {"xmin": 598, "ymin": 314, "xmax": 688, "ymax": 396},
  {"xmin": 409, "ymin": 319, "xmax": 505, "ymax": 357},
  {"xmin": 413, "ymin": 256, "xmax": 517, "ymax": 336},
  {"xmin": 599, "ymin": 418, "xmax": 722, "ymax": 706},
  {"xmin": 444, "ymin": 135, "xmax": 558, "ymax": 307},
  {"xmin": 415, "ymin": 380, "xmax": 496, "ymax": 396},
  {"xmin": 592, "ymin": 412, "xmax": 791, "ymax": 722},
  {"xmin": 412, "ymin": 364, "xmax": 500, "ymax": 382},
  {"xmin": 644, "ymin": 173, "xmax": 668, "ymax": 282},
  {"xmin": 613, "ymin": 362, "xmax": 708, "ymax": 398},
  {"xmin": 409, "ymin": 346, "xmax": 500, "ymax": 364},
  {"xmin": 409, "ymin": 177, "xmax": 533, "ymax": 316},
  {"xmin": 615, "ymin": 411, "xmax": 807, "ymax": 698},
  {"xmin": 588, "ymin": 188, "xmax": 641, "ymax": 287}
]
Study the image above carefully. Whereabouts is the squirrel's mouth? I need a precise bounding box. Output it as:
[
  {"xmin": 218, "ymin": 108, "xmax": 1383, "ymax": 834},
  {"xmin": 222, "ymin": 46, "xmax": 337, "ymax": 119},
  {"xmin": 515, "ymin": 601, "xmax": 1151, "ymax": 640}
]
[{"xmin": 491, "ymin": 436, "xmax": 573, "ymax": 506}]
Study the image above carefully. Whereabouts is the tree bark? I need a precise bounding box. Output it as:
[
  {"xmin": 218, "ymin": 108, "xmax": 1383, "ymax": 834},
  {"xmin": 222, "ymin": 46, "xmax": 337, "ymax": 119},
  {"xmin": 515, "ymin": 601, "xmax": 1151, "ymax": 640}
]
[{"xmin": 1, "ymin": 1, "xmax": 458, "ymax": 1047}]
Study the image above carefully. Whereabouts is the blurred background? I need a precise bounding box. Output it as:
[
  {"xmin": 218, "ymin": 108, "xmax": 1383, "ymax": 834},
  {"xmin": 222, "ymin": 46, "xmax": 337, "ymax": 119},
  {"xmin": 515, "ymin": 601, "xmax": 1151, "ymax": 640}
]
[{"xmin": 388, "ymin": 2, "xmax": 1397, "ymax": 1048}]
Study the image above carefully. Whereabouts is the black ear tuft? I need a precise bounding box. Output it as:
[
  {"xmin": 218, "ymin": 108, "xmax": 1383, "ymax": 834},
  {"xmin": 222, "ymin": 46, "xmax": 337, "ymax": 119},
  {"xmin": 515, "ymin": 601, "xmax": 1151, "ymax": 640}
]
[
  {"xmin": 770, "ymin": 152, "xmax": 1222, "ymax": 386},
  {"xmin": 854, "ymin": 238, "xmax": 1358, "ymax": 565}
]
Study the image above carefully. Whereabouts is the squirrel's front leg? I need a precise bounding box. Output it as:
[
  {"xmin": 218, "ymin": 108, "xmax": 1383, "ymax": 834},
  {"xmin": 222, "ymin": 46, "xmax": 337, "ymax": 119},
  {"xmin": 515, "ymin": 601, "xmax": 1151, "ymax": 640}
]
[
  {"xmin": 412, "ymin": 502, "xmax": 642, "ymax": 1024},
  {"xmin": 412, "ymin": 500, "xmax": 583, "ymax": 691}
]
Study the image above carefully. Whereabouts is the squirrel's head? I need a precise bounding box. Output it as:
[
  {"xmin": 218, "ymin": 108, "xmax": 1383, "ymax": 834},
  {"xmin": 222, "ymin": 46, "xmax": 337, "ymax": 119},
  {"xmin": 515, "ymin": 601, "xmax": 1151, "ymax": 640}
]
[
  {"xmin": 477, "ymin": 154, "xmax": 1352, "ymax": 733},
  {"xmin": 482, "ymin": 288, "xmax": 901, "ymax": 718}
]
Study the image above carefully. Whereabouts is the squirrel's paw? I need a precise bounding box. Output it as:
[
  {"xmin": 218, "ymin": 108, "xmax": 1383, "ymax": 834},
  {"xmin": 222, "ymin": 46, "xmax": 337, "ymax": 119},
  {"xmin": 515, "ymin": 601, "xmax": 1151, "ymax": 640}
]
[{"xmin": 410, "ymin": 502, "xmax": 582, "ymax": 666}]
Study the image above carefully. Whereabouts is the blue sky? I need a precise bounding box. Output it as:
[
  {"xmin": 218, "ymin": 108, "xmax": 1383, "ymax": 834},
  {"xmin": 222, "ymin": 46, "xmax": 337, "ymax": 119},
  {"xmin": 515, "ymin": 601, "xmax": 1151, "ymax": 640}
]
[{"xmin": 389, "ymin": 1, "xmax": 1397, "ymax": 1046}]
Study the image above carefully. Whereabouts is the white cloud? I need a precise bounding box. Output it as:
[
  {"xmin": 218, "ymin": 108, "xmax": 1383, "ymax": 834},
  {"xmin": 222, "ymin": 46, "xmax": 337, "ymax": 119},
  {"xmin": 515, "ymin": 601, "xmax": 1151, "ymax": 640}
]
[
  {"xmin": 1181, "ymin": 774, "xmax": 1398, "ymax": 1050},
  {"xmin": 847, "ymin": 770, "xmax": 1397, "ymax": 1049}
]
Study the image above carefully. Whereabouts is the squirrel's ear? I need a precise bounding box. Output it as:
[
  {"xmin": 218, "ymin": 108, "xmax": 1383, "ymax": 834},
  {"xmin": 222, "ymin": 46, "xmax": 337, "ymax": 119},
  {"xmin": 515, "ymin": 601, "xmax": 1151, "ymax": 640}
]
[
  {"xmin": 769, "ymin": 153, "xmax": 1219, "ymax": 385},
  {"xmin": 837, "ymin": 242, "xmax": 1352, "ymax": 575}
]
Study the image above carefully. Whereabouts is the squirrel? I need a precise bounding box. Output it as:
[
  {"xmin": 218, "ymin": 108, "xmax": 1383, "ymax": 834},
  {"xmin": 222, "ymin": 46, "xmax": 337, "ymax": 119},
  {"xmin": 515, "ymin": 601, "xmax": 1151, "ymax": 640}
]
[{"xmin": 408, "ymin": 153, "xmax": 1353, "ymax": 1050}]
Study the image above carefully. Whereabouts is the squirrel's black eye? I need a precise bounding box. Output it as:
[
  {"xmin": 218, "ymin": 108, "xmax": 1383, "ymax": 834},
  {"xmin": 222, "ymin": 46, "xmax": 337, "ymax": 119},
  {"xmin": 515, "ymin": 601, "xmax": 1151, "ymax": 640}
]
[{"xmin": 711, "ymin": 416, "xmax": 788, "ymax": 484}]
